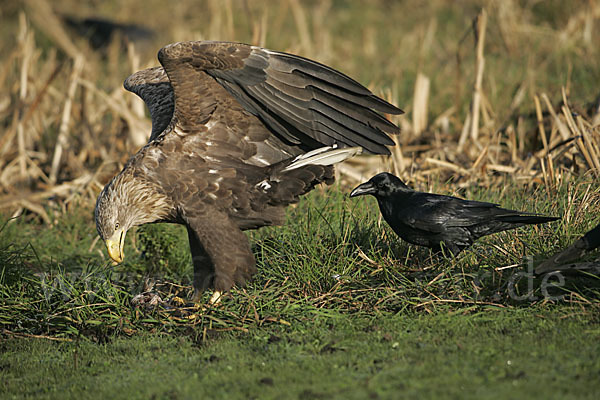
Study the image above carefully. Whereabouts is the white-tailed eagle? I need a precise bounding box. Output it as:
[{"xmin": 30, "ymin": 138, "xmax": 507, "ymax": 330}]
[{"xmin": 95, "ymin": 41, "xmax": 403, "ymax": 302}]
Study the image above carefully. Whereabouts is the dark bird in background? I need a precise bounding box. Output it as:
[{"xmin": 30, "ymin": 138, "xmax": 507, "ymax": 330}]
[
  {"xmin": 63, "ymin": 15, "xmax": 155, "ymax": 51},
  {"xmin": 350, "ymin": 172, "xmax": 558, "ymax": 255},
  {"xmin": 95, "ymin": 41, "xmax": 403, "ymax": 303},
  {"xmin": 536, "ymin": 222, "xmax": 600, "ymax": 274}
]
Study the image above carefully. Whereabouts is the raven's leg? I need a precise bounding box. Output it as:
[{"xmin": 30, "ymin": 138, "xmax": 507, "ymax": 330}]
[
  {"xmin": 448, "ymin": 242, "xmax": 464, "ymax": 256},
  {"xmin": 438, "ymin": 241, "xmax": 463, "ymax": 257}
]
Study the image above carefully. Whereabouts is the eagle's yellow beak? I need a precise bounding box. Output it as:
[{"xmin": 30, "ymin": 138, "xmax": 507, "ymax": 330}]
[{"xmin": 105, "ymin": 229, "xmax": 125, "ymax": 263}]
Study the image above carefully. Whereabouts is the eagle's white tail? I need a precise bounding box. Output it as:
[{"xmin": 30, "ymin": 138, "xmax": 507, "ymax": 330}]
[{"xmin": 282, "ymin": 146, "xmax": 362, "ymax": 172}]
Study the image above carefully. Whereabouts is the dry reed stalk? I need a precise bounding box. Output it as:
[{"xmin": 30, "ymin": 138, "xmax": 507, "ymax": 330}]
[
  {"xmin": 17, "ymin": 13, "xmax": 34, "ymax": 179},
  {"xmin": 391, "ymin": 143, "xmax": 406, "ymax": 178},
  {"xmin": 49, "ymin": 55, "xmax": 85, "ymax": 184},
  {"xmin": 0, "ymin": 47, "xmax": 19, "ymax": 91},
  {"xmin": 0, "ymin": 173, "xmax": 93, "ymax": 210},
  {"xmin": 312, "ymin": 0, "xmax": 333, "ymax": 61},
  {"xmin": 506, "ymin": 125, "xmax": 518, "ymax": 163},
  {"xmin": 288, "ymin": 0, "xmax": 312, "ymax": 54},
  {"xmin": 578, "ymin": 118, "xmax": 600, "ymax": 173},
  {"xmin": 469, "ymin": 9, "xmax": 488, "ymax": 142},
  {"xmin": 424, "ymin": 158, "xmax": 469, "ymax": 175},
  {"xmin": 534, "ymin": 94, "xmax": 555, "ymax": 187},
  {"xmin": 539, "ymin": 157, "xmax": 549, "ymax": 189},
  {"xmin": 494, "ymin": 0, "xmax": 519, "ymax": 54},
  {"xmin": 127, "ymin": 43, "xmax": 146, "ymax": 120},
  {"xmin": 534, "ymin": 95, "xmax": 549, "ymax": 153},
  {"xmin": 381, "ymin": 89, "xmax": 406, "ymax": 177},
  {"xmin": 470, "ymin": 144, "xmax": 488, "ymax": 172},
  {"xmin": 251, "ymin": 9, "xmax": 269, "ymax": 47},
  {"xmin": 541, "ymin": 93, "xmax": 570, "ymax": 141},
  {"xmin": 77, "ymin": 78, "xmax": 150, "ymax": 147},
  {"xmin": 580, "ymin": 118, "xmax": 600, "ymax": 168},
  {"xmin": 412, "ymin": 72, "xmax": 430, "ymax": 137},
  {"xmin": 224, "ymin": 0, "xmax": 235, "ymax": 39},
  {"xmin": 560, "ymin": 95, "xmax": 599, "ymax": 176},
  {"xmin": 486, "ymin": 164, "xmax": 517, "ymax": 174},
  {"xmin": 458, "ymin": 112, "xmax": 471, "ymax": 149},
  {"xmin": 208, "ymin": 0, "xmax": 224, "ymax": 40},
  {"xmin": 24, "ymin": 0, "xmax": 84, "ymax": 60}
]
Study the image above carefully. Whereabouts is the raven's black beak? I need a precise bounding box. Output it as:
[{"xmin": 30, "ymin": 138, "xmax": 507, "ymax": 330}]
[{"xmin": 350, "ymin": 182, "xmax": 376, "ymax": 197}]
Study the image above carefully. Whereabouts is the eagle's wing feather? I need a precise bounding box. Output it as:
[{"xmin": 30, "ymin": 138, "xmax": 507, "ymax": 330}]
[
  {"xmin": 158, "ymin": 41, "xmax": 402, "ymax": 155},
  {"xmin": 123, "ymin": 67, "xmax": 174, "ymax": 142}
]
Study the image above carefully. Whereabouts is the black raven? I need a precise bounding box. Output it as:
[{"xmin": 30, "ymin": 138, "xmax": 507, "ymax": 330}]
[
  {"xmin": 535, "ymin": 222, "xmax": 600, "ymax": 274},
  {"xmin": 350, "ymin": 172, "xmax": 558, "ymax": 255}
]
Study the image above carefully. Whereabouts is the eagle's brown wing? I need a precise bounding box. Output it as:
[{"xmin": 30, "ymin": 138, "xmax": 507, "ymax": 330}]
[
  {"xmin": 123, "ymin": 67, "xmax": 174, "ymax": 142},
  {"xmin": 157, "ymin": 41, "xmax": 402, "ymax": 155},
  {"xmin": 119, "ymin": 41, "xmax": 403, "ymax": 294},
  {"xmin": 124, "ymin": 67, "xmax": 303, "ymax": 166}
]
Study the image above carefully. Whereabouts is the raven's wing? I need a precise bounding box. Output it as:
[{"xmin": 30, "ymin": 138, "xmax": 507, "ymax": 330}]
[
  {"xmin": 157, "ymin": 41, "xmax": 402, "ymax": 155},
  {"xmin": 400, "ymin": 193, "xmax": 503, "ymax": 233},
  {"xmin": 402, "ymin": 193, "xmax": 554, "ymax": 233}
]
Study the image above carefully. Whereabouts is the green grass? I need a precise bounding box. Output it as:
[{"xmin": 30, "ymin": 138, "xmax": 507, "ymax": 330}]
[
  {"xmin": 2, "ymin": 180, "xmax": 598, "ymax": 337},
  {"xmin": 2, "ymin": 309, "xmax": 599, "ymax": 399},
  {"xmin": 1, "ymin": 180, "xmax": 599, "ymax": 398}
]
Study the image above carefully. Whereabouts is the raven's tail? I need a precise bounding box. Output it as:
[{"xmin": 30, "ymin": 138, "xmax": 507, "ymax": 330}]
[
  {"xmin": 474, "ymin": 211, "xmax": 559, "ymax": 238},
  {"xmin": 496, "ymin": 214, "xmax": 559, "ymax": 225}
]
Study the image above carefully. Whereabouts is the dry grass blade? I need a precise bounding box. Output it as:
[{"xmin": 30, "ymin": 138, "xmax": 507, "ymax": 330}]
[
  {"xmin": 541, "ymin": 93, "xmax": 571, "ymax": 141},
  {"xmin": 2, "ymin": 329, "xmax": 73, "ymax": 342},
  {"xmin": 469, "ymin": 9, "xmax": 488, "ymax": 143},
  {"xmin": 412, "ymin": 72, "xmax": 430, "ymax": 137},
  {"xmin": 425, "ymin": 158, "xmax": 469, "ymax": 175},
  {"xmin": 24, "ymin": 0, "xmax": 84, "ymax": 60},
  {"xmin": 288, "ymin": 0, "xmax": 312, "ymax": 53},
  {"xmin": 0, "ymin": 173, "xmax": 93, "ymax": 210},
  {"xmin": 49, "ymin": 56, "xmax": 85, "ymax": 184},
  {"xmin": 534, "ymin": 94, "xmax": 555, "ymax": 187}
]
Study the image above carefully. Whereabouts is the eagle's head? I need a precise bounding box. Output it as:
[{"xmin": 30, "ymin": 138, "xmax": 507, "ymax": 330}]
[{"xmin": 95, "ymin": 171, "xmax": 171, "ymax": 263}]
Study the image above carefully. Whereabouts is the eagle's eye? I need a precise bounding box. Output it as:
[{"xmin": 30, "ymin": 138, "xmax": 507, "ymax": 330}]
[{"xmin": 115, "ymin": 222, "xmax": 120, "ymax": 231}]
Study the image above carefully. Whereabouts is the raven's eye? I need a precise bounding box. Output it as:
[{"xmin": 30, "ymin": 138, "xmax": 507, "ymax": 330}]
[{"xmin": 115, "ymin": 222, "xmax": 120, "ymax": 231}]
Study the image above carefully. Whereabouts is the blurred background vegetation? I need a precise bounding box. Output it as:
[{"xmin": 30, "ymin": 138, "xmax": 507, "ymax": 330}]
[{"xmin": 0, "ymin": 0, "xmax": 599, "ymax": 222}]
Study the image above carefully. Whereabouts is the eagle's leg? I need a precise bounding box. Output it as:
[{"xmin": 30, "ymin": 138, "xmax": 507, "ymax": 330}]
[
  {"xmin": 184, "ymin": 209, "xmax": 257, "ymax": 300},
  {"xmin": 186, "ymin": 226, "xmax": 215, "ymax": 303}
]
